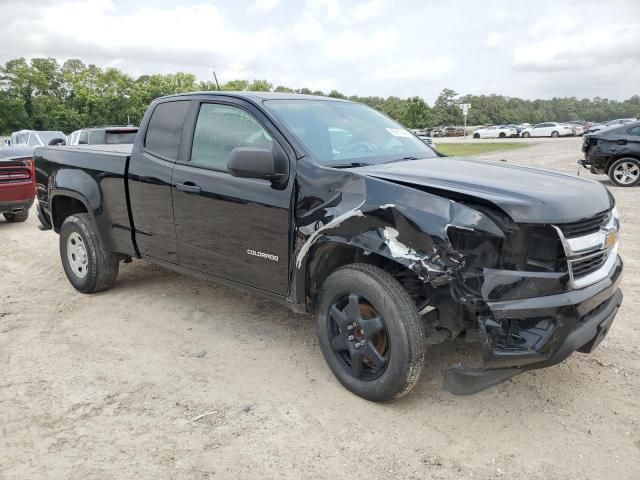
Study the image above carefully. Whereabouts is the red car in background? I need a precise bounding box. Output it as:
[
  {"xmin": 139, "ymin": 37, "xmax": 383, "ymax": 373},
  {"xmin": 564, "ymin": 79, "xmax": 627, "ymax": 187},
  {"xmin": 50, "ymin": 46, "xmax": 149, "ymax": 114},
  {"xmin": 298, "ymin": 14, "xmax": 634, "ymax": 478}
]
[{"xmin": 0, "ymin": 145, "xmax": 36, "ymax": 223}]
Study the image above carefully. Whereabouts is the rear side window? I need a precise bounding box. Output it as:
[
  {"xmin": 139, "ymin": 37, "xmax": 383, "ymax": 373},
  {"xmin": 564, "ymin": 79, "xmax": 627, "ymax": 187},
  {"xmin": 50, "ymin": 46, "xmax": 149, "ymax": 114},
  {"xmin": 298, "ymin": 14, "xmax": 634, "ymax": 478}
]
[
  {"xmin": 106, "ymin": 132, "xmax": 138, "ymax": 144},
  {"xmin": 627, "ymin": 126, "xmax": 640, "ymax": 136},
  {"xmin": 190, "ymin": 103, "xmax": 273, "ymax": 172},
  {"xmin": 88, "ymin": 131, "xmax": 104, "ymax": 144},
  {"xmin": 145, "ymin": 100, "xmax": 189, "ymax": 160}
]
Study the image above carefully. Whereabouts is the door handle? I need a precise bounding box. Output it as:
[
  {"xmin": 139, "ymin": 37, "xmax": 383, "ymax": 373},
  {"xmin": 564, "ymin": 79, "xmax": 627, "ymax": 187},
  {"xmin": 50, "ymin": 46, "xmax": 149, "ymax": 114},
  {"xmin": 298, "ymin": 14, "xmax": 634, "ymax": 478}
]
[
  {"xmin": 616, "ymin": 139, "xmax": 627, "ymax": 145},
  {"xmin": 176, "ymin": 182, "xmax": 201, "ymax": 194}
]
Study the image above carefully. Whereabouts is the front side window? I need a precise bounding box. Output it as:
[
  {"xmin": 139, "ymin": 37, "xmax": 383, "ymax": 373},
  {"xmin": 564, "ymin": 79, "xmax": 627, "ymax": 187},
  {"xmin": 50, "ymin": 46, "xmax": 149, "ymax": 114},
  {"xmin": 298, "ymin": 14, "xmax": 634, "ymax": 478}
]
[
  {"xmin": 264, "ymin": 99, "xmax": 436, "ymax": 166},
  {"xmin": 190, "ymin": 103, "xmax": 273, "ymax": 172},
  {"xmin": 145, "ymin": 100, "xmax": 190, "ymax": 160}
]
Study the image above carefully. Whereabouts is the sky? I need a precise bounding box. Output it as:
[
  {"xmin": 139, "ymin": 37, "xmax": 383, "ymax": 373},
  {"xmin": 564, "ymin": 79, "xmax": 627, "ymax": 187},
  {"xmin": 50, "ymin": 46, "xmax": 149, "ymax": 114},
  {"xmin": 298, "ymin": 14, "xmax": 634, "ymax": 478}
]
[{"xmin": 1, "ymin": 0, "xmax": 639, "ymax": 102}]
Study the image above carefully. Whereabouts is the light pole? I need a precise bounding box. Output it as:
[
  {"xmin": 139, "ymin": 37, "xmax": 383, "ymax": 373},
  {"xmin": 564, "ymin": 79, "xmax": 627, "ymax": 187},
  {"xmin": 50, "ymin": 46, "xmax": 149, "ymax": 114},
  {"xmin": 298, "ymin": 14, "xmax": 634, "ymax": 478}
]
[{"xmin": 459, "ymin": 103, "xmax": 471, "ymax": 138}]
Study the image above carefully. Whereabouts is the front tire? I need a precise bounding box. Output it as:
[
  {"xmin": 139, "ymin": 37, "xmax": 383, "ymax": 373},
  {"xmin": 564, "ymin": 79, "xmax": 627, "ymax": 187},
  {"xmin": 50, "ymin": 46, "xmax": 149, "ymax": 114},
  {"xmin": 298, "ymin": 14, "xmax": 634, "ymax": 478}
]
[
  {"xmin": 316, "ymin": 264, "xmax": 426, "ymax": 402},
  {"xmin": 498, "ymin": 132, "xmax": 506, "ymax": 138},
  {"xmin": 3, "ymin": 210, "xmax": 29, "ymax": 222},
  {"xmin": 60, "ymin": 213, "xmax": 119, "ymax": 293},
  {"xmin": 522, "ymin": 132, "xmax": 530, "ymax": 138},
  {"xmin": 608, "ymin": 158, "xmax": 640, "ymax": 187},
  {"xmin": 473, "ymin": 133, "xmax": 480, "ymax": 139},
  {"xmin": 551, "ymin": 131, "xmax": 560, "ymax": 138}
]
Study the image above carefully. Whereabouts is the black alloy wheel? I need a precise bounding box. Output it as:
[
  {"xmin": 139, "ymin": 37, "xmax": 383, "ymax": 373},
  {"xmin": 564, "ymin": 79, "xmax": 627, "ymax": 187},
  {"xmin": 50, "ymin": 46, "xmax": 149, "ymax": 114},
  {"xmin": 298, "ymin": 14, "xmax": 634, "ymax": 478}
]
[
  {"xmin": 327, "ymin": 293, "xmax": 389, "ymax": 380},
  {"xmin": 316, "ymin": 264, "xmax": 426, "ymax": 402}
]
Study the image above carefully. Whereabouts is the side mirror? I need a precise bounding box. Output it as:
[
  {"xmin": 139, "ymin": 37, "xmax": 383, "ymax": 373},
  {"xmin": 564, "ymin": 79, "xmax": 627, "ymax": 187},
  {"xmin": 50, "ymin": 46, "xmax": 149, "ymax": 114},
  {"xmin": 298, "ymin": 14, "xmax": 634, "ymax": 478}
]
[{"xmin": 227, "ymin": 147, "xmax": 287, "ymax": 185}]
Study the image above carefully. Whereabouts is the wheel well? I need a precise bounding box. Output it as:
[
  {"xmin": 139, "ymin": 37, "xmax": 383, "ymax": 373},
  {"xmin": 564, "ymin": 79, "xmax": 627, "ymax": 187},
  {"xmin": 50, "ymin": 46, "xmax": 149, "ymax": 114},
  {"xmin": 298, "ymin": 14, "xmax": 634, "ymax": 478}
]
[
  {"xmin": 306, "ymin": 242, "xmax": 426, "ymax": 311},
  {"xmin": 51, "ymin": 196, "xmax": 88, "ymax": 232},
  {"xmin": 605, "ymin": 154, "xmax": 640, "ymax": 174}
]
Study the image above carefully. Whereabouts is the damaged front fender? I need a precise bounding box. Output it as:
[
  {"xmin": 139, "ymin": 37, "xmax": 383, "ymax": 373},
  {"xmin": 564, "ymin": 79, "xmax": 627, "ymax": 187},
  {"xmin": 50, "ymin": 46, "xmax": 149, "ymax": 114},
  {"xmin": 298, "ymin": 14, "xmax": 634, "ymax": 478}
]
[{"xmin": 290, "ymin": 159, "xmax": 505, "ymax": 306}]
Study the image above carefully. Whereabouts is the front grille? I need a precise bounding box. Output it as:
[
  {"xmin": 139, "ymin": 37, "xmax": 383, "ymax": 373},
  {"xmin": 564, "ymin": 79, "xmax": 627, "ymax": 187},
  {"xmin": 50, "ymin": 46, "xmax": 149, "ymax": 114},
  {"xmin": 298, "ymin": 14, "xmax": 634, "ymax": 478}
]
[
  {"xmin": 556, "ymin": 210, "xmax": 610, "ymax": 238},
  {"xmin": 571, "ymin": 251, "xmax": 608, "ymax": 278}
]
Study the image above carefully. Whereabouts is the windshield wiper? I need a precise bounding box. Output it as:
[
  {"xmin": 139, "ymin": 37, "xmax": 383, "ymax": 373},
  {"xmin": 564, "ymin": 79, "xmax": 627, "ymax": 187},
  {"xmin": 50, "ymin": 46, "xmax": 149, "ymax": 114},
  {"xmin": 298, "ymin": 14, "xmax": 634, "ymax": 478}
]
[
  {"xmin": 382, "ymin": 156, "xmax": 420, "ymax": 164},
  {"xmin": 329, "ymin": 162, "xmax": 370, "ymax": 168}
]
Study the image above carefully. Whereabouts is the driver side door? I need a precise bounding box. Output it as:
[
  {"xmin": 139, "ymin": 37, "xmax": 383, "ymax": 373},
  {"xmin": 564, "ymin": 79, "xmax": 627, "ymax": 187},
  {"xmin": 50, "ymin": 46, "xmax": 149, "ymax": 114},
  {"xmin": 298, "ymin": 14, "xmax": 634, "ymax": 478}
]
[{"xmin": 171, "ymin": 99, "xmax": 294, "ymax": 295}]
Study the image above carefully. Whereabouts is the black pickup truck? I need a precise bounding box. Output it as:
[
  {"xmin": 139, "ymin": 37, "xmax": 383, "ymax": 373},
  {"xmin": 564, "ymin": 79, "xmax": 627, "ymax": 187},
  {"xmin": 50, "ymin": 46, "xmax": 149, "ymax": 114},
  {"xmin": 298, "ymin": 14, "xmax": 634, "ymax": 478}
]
[{"xmin": 35, "ymin": 92, "xmax": 623, "ymax": 401}]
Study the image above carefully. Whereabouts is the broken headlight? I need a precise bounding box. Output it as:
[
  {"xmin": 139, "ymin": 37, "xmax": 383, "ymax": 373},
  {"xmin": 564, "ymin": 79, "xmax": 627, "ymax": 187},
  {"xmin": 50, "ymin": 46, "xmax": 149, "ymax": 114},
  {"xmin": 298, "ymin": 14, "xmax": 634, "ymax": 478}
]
[{"xmin": 447, "ymin": 226, "xmax": 501, "ymax": 269}]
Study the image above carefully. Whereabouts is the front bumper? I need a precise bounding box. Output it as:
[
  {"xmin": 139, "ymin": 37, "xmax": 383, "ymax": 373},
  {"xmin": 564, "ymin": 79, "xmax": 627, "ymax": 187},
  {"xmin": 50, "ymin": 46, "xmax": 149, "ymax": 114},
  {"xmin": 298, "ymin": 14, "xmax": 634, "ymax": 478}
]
[{"xmin": 445, "ymin": 256, "xmax": 623, "ymax": 394}]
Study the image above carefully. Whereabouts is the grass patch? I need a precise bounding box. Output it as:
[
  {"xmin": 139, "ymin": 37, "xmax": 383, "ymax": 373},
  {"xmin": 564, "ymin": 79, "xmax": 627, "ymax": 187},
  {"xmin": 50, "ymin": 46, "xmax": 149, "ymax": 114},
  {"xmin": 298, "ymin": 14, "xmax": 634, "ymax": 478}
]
[{"xmin": 434, "ymin": 142, "xmax": 529, "ymax": 157}]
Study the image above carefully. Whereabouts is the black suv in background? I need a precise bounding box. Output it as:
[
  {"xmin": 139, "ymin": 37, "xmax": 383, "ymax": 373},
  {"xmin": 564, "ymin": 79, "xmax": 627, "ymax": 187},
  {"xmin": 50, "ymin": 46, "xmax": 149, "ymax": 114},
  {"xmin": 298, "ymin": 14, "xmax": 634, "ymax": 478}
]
[{"xmin": 580, "ymin": 121, "xmax": 640, "ymax": 186}]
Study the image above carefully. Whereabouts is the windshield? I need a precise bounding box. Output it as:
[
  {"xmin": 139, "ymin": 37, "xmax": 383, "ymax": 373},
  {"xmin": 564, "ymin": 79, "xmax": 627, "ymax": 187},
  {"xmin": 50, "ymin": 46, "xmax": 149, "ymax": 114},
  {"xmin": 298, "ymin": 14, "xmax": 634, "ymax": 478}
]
[{"xmin": 264, "ymin": 99, "xmax": 436, "ymax": 165}]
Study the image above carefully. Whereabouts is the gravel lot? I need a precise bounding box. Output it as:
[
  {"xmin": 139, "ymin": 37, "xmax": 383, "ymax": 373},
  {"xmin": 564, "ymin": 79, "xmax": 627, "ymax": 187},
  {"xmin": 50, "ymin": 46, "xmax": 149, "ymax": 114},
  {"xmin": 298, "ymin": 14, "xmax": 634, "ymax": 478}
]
[{"xmin": 2, "ymin": 137, "xmax": 639, "ymax": 479}]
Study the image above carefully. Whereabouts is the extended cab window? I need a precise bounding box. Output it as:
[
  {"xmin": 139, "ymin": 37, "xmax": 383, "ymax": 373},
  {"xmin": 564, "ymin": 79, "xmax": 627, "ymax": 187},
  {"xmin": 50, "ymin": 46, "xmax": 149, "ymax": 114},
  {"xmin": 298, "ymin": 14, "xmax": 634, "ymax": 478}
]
[
  {"xmin": 145, "ymin": 100, "xmax": 189, "ymax": 160},
  {"xmin": 190, "ymin": 103, "xmax": 273, "ymax": 171}
]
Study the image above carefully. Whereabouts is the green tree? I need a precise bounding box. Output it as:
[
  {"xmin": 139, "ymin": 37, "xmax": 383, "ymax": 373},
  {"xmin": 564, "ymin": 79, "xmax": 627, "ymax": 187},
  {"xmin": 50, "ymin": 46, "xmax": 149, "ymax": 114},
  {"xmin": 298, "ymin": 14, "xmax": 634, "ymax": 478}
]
[
  {"xmin": 1, "ymin": 56, "xmax": 639, "ymax": 135},
  {"xmin": 248, "ymin": 79, "xmax": 272, "ymax": 91},
  {"xmin": 400, "ymin": 96, "xmax": 431, "ymax": 128}
]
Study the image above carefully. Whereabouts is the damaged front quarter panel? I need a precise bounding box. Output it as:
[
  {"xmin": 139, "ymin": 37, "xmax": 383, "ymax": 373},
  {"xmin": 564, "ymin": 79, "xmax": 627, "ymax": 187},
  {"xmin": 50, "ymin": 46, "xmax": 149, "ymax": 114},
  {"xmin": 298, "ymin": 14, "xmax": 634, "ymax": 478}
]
[{"xmin": 291, "ymin": 157, "xmax": 505, "ymax": 310}]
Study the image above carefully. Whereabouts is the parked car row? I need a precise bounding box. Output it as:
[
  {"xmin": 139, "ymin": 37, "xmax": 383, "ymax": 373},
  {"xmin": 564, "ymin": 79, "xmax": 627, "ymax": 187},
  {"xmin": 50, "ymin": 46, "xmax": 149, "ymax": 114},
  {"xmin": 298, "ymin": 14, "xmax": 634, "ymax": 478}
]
[
  {"xmin": 0, "ymin": 125, "xmax": 139, "ymax": 225},
  {"xmin": 3, "ymin": 126, "xmax": 139, "ymax": 148}
]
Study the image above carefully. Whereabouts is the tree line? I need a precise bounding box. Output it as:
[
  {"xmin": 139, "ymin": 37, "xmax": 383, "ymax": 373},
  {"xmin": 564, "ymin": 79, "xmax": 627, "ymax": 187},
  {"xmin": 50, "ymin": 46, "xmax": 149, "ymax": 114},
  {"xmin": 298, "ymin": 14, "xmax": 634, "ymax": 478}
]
[{"xmin": 1, "ymin": 57, "xmax": 639, "ymax": 135}]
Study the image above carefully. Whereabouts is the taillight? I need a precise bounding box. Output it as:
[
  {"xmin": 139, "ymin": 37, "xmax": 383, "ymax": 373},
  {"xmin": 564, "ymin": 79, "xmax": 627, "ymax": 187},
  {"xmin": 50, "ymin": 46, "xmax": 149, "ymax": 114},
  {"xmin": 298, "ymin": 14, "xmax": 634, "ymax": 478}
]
[{"xmin": 0, "ymin": 158, "xmax": 33, "ymax": 183}]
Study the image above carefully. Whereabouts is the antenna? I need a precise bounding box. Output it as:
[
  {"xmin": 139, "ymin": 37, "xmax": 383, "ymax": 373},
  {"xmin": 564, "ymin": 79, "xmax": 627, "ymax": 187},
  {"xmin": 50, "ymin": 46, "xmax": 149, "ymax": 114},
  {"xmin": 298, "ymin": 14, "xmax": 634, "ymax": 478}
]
[{"xmin": 213, "ymin": 71, "xmax": 220, "ymax": 90}]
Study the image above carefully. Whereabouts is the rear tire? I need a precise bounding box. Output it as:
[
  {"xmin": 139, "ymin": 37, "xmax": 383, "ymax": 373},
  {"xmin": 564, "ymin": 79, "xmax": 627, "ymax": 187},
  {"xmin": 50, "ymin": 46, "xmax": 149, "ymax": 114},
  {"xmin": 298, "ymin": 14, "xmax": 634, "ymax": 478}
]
[
  {"xmin": 3, "ymin": 210, "xmax": 29, "ymax": 222},
  {"xmin": 473, "ymin": 133, "xmax": 480, "ymax": 139},
  {"xmin": 522, "ymin": 132, "xmax": 530, "ymax": 138},
  {"xmin": 60, "ymin": 213, "xmax": 119, "ymax": 293},
  {"xmin": 498, "ymin": 132, "xmax": 506, "ymax": 138},
  {"xmin": 608, "ymin": 157, "xmax": 640, "ymax": 187},
  {"xmin": 316, "ymin": 264, "xmax": 426, "ymax": 402}
]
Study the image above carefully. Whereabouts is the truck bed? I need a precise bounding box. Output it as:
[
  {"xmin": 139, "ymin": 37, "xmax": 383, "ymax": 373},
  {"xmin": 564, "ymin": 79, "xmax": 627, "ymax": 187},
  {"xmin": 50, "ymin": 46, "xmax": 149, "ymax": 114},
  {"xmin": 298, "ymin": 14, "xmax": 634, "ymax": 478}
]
[{"xmin": 34, "ymin": 143, "xmax": 134, "ymax": 255}]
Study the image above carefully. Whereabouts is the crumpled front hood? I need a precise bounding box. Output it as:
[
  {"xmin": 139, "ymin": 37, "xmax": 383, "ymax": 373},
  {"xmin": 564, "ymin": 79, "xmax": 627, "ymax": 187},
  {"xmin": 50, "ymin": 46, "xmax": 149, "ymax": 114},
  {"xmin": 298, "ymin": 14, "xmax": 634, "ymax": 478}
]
[{"xmin": 355, "ymin": 156, "xmax": 613, "ymax": 223}]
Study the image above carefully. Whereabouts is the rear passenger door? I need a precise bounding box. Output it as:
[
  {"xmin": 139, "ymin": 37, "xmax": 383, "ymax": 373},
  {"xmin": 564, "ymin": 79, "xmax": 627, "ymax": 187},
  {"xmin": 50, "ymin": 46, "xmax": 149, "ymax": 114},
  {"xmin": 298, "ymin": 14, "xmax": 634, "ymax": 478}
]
[
  {"xmin": 128, "ymin": 99, "xmax": 190, "ymax": 264},
  {"xmin": 606, "ymin": 124, "xmax": 640, "ymax": 156},
  {"xmin": 171, "ymin": 98, "xmax": 293, "ymax": 295}
]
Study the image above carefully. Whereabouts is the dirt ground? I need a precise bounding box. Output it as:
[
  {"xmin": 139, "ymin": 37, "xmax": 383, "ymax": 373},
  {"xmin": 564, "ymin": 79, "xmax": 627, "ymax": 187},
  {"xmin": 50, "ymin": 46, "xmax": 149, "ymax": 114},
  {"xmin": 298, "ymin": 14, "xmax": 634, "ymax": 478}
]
[{"xmin": 2, "ymin": 137, "xmax": 639, "ymax": 479}]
